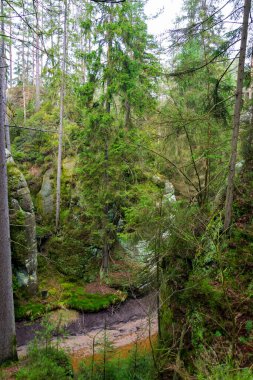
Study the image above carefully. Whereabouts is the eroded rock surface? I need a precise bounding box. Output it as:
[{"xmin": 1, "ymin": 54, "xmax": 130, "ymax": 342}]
[
  {"xmin": 37, "ymin": 168, "xmax": 54, "ymax": 217},
  {"xmin": 6, "ymin": 149, "xmax": 38, "ymax": 293}
]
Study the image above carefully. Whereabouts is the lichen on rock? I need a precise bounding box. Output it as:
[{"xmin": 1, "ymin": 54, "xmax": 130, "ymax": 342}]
[
  {"xmin": 37, "ymin": 168, "xmax": 54, "ymax": 218},
  {"xmin": 6, "ymin": 149, "xmax": 38, "ymax": 294}
]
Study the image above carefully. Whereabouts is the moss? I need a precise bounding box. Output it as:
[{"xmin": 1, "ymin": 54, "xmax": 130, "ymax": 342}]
[
  {"xmin": 15, "ymin": 280, "xmax": 125, "ymax": 321},
  {"xmin": 180, "ymin": 277, "xmax": 223, "ymax": 309},
  {"xmin": 43, "ymin": 231, "xmax": 92, "ymax": 280},
  {"xmin": 61, "ymin": 284, "xmax": 121, "ymax": 312},
  {"xmin": 7, "ymin": 163, "xmax": 23, "ymax": 190},
  {"xmin": 11, "ymin": 210, "xmax": 29, "ymax": 265},
  {"xmin": 36, "ymin": 224, "xmax": 52, "ymax": 238},
  {"xmin": 15, "ymin": 302, "xmax": 57, "ymax": 321}
]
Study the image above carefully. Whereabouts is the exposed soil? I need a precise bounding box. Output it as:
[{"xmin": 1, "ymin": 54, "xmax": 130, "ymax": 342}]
[{"xmin": 16, "ymin": 293, "xmax": 157, "ymax": 359}]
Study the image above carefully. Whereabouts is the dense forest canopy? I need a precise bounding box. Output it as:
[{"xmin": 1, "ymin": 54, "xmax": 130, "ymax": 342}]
[{"xmin": 0, "ymin": 0, "xmax": 253, "ymax": 379}]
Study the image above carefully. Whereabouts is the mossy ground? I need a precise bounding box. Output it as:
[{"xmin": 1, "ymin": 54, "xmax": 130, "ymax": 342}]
[{"xmin": 15, "ymin": 273, "xmax": 127, "ymax": 321}]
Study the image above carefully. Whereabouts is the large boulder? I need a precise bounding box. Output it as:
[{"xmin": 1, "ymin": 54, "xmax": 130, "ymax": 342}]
[{"xmin": 6, "ymin": 150, "xmax": 38, "ymax": 293}]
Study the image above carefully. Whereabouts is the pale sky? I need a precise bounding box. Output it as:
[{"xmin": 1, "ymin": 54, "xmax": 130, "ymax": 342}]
[{"xmin": 144, "ymin": 0, "xmax": 183, "ymax": 36}]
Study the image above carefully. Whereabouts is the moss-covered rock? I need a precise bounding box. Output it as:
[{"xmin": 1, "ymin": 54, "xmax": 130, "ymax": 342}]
[
  {"xmin": 7, "ymin": 150, "xmax": 38, "ymax": 294},
  {"xmin": 36, "ymin": 168, "xmax": 55, "ymax": 218}
]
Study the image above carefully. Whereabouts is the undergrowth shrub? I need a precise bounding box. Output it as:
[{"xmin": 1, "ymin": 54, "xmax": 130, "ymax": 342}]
[
  {"xmin": 16, "ymin": 345, "xmax": 73, "ymax": 380},
  {"xmin": 77, "ymin": 351, "xmax": 155, "ymax": 380},
  {"xmin": 16, "ymin": 313, "xmax": 73, "ymax": 380},
  {"xmin": 196, "ymin": 363, "xmax": 253, "ymax": 380}
]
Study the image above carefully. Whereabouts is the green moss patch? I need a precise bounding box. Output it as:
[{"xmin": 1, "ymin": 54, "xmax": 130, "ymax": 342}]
[
  {"xmin": 15, "ymin": 302, "xmax": 57, "ymax": 321},
  {"xmin": 61, "ymin": 284, "xmax": 122, "ymax": 312},
  {"xmin": 15, "ymin": 280, "xmax": 126, "ymax": 321}
]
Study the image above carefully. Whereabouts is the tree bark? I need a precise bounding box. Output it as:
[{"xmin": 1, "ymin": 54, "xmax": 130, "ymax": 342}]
[
  {"xmin": 3, "ymin": 46, "xmax": 11, "ymax": 152},
  {"xmin": 224, "ymin": 0, "xmax": 251, "ymax": 231},
  {"xmin": 246, "ymin": 47, "xmax": 253, "ymax": 162},
  {"xmin": 55, "ymin": 0, "xmax": 67, "ymax": 230},
  {"xmin": 22, "ymin": 27, "xmax": 26, "ymax": 123},
  {"xmin": 9, "ymin": 20, "xmax": 13, "ymax": 88},
  {"xmin": 102, "ymin": 10, "xmax": 113, "ymax": 272},
  {"xmin": 5, "ymin": 109, "xmax": 11, "ymax": 152},
  {"xmin": 0, "ymin": 1, "xmax": 17, "ymax": 363},
  {"xmin": 35, "ymin": 0, "xmax": 40, "ymax": 112}
]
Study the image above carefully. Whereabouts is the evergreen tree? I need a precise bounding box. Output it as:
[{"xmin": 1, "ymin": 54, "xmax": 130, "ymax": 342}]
[{"xmin": 77, "ymin": 1, "xmax": 159, "ymax": 271}]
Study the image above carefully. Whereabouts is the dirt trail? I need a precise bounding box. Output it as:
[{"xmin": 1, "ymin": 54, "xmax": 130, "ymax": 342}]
[{"xmin": 16, "ymin": 293, "xmax": 158, "ymax": 359}]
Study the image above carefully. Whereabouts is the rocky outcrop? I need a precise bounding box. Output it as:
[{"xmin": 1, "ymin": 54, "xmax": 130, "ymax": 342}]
[
  {"xmin": 62, "ymin": 157, "xmax": 76, "ymax": 179},
  {"xmin": 37, "ymin": 168, "xmax": 54, "ymax": 217},
  {"xmin": 6, "ymin": 150, "xmax": 38, "ymax": 293}
]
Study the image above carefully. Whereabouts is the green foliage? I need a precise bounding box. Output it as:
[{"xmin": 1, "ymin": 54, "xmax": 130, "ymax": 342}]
[
  {"xmin": 245, "ymin": 320, "xmax": 253, "ymax": 334},
  {"xmin": 16, "ymin": 345, "xmax": 73, "ymax": 380},
  {"xmin": 7, "ymin": 1, "xmax": 253, "ymax": 378},
  {"xmin": 62, "ymin": 285, "xmax": 120, "ymax": 312},
  {"xmin": 158, "ymin": 158, "xmax": 253, "ymax": 375},
  {"xmin": 15, "ymin": 284, "xmax": 124, "ymax": 321},
  {"xmin": 78, "ymin": 351, "xmax": 154, "ymax": 380},
  {"xmin": 44, "ymin": 233, "xmax": 89, "ymax": 279},
  {"xmin": 181, "ymin": 276, "xmax": 223, "ymax": 309},
  {"xmin": 196, "ymin": 363, "xmax": 253, "ymax": 380},
  {"xmin": 15, "ymin": 302, "xmax": 55, "ymax": 321}
]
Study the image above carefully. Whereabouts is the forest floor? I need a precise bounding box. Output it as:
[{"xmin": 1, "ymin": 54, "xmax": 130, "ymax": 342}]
[{"xmin": 16, "ymin": 293, "xmax": 157, "ymax": 368}]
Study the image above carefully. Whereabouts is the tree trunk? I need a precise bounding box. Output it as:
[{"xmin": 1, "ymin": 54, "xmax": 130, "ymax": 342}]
[
  {"xmin": 246, "ymin": 47, "xmax": 253, "ymax": 162},
  {"xmin": 224, "ymin": 0, "xmax": 251, "ymax": 230},
  {"xmin": 9, "ymin": 20, "xmax": 13, "ymax": 88},
  {"xmin": 22, "ymin": 28, "xmax": 26, "ymax": 123},
  {"xmin": 5, "ymin": 109, "xmax": 11, "ymax": 152},
  {"xmin": 55, "ymin": 0, "xmax": 67, "ymax": 231},
  {"xmin": 0, "ymin": 2, "xmax": 17, "ymax": 363},
  {"xmin": 102, "ymin": 10, "xmax": 113, "ymax": 272},
  {"xmin": 35, "ymin": 0, "xmax": 40, "ymax": 112},
  {"xmin": 124, "ymin": 97, "xmax": 131, "ymax": 129},
  {"xmin": 3, "ymin": 47, "xmax": 11, "ymax": 152}
]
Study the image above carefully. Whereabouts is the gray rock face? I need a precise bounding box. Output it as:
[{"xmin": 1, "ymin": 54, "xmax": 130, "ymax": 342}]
[
  {"xmin": 6, "ymin": 149, "xmax": 38, "ymax": 293},
  {"xmin": 164, "ymin": 180, "xmax": 176, "ymax": 203},
  {"xmin": 37, "ymin": 168, "xmax": 54, "ymax": 217}
]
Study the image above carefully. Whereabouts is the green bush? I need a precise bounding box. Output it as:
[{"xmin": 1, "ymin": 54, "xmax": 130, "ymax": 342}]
[
  {"xmin": 16, "ymin": 346, "xmax": 73, "ymax": 380},
  {"xmin": 197, "ymin": 364, "xmax": 253, "ymax": 380},
  {"xmin": 77, "ymin": 351, "xmax": 154, "ymax": 380}
]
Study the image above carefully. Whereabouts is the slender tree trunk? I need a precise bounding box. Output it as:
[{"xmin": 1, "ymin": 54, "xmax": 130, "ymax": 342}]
[
  {"xmin": 35, "ymin": 0, "xmax": 40, "ymax": 112},
  {"xmin": 3, "ymin": 33, "xmax": 11, "ymax": 151},
  {"xmin": 248, "ymin": 105, "xmax": 253, "ymax": 161},
  {"xmin": 22, "ymin": 29, "xmax": 26, "ymax": 123},
  {"xmin": 9, "ymin": 21, "xmax": 13, "ymax": 88},
  {"xmin": 102, "ymin": 11, "xmax": 113, "ymax": 272},
  {"xmin": 201, "ymin": 13, "xmax": 211, "ymax": 204},
  {"xmin": 5, "ymin": 114, "xmax": 11, "ymax": 152},
  {"xmin": 40, "ymin": 0, "xmax": 44, "ymax": 72},
  {"xmin": 4, "ymin": 81, "xmax": 11, "ymax": 152},
  {"xmin": 246, "ymin": 47, "xmax": 253, "ymax": 162},
  {"xmin": 55, "ymin": 0, "xmax": 67, "ymax": 230},
  {"xmin": 32, "ymin": 38, "xmax": 35, "ymax": 84},
  {"xmin": 224, "ymin": 0, "xmax": 251, "ymax": 230},
  {"xmin": 124, "ymin": 97, "xmax": 131, "ymax": 129},
  {"xmin": 0, "ymin": 1, "xmax": 17, "ymax": 363}
]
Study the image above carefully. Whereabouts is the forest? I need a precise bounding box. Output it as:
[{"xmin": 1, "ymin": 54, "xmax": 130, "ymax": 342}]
[{"xmin": 0, "ymin": 0, "xmax": 253, "ymax": 379}]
